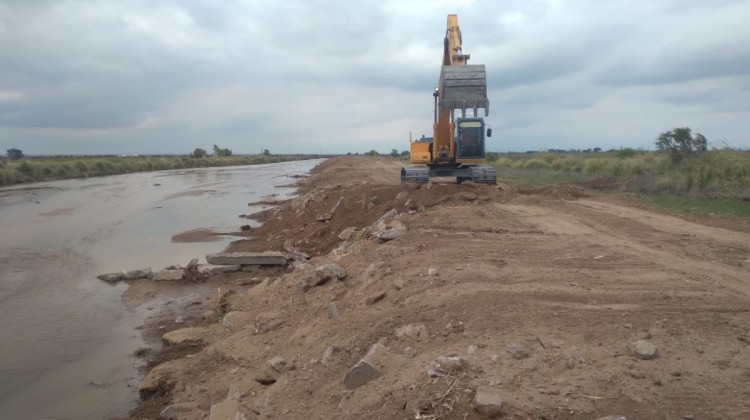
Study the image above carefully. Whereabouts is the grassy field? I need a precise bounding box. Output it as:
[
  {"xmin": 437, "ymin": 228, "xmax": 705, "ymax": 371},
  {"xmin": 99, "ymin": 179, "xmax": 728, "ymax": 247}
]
[
  {"xmin": 485, "ymin": 149, "xmax": 750, "ymax": 216},
  {"xmin": 0, "ymin": 154, "xmax": 315, "ymax": 187}
]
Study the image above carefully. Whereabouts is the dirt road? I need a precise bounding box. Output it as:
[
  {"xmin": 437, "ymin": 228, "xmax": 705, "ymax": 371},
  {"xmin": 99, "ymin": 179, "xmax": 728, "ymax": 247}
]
[{"xmin": 127, "ymin": 156, "xmax": 750, "ymax": 419}]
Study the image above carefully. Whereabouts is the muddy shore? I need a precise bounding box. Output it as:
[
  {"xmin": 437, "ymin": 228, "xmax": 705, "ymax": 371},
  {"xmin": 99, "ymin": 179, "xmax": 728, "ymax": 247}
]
[{"xmin": 116, "ymin": 156, "xmax": 750, "ymax": 419}]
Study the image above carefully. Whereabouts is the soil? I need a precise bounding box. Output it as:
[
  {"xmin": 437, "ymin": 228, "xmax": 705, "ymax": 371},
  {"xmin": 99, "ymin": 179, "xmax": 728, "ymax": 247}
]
[{"xmin": 116, "ymin": 155, "xmax": 750, "ymax": 420}]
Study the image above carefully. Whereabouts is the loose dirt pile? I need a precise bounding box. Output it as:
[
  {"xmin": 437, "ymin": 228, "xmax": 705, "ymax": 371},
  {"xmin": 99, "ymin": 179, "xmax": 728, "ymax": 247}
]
[{"xmin": 123, "ymin": 156, "xmax": 750, "ymax": 420}]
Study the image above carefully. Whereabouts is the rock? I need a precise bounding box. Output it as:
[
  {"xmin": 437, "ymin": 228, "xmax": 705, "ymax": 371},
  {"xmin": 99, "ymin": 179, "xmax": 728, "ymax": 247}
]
[
  {"xmin": 343, "ymin": 360, "xmax": 381, "ymax": 389},
  {"xmin": 458, "ymin": 192, "xmax": 478, "ymax": 202},
  {"xmin": 338, "ymin": 227, "xmax": 357, "ymax": 240},
  {"xmin": 331, "ymin": 196, "xmax": 346, "ymax": 212},
  {"xmin": 138, "ymin": 359, "xmax": 181, "ymax": 398},
  {"xmin": 315, "ymin": 263, "xmax": 347, "ymax": 281},
  {"xmin": 427, "ymin": 267, "xmax": 439, "ymax": 277},
  {"xmin": 328, "ymin": 301, "xmax": 340, "ymax": 319},
  {"xmin": 97, "ymin": 272, "xmax": 125, "ymax": 283},
  {"xmin": 268, "ymin": 357, "xmax": 294, "ymax": 373},
  {"xmin": 298, "ymin": 273, "xmax": 318, "ymax": 292},
  {"xmin": 159, "ymin": 403, "xmax": 198, "ymax": 419},
  {"xmin": 471, "ymin": 386, "xmax": 503, "ymax": 417},
  {"xmin": 159, "ymin": 405, "xmax": 177, "ymax": 419},
  {"xmin": 395, "ymin": 323, "xmax": 429, "ymax": 341},
  {"xmin": 206, "ymin": 251, "xmax": 286, "ymax": 266},
  {"xmin": 254, "ymin": 373, "xmax": 277, "ymax": 385},
  {"xmin": 185, "ymin": 258, "xmax": 199, "ymax": 272},
  {"xmin": 506, "ymin": 343, "xmax": 529, "ymax": 359},
  {"xmin": 222, "ymin": 311, "xmax": 254, "ymax": 330},
  {"xmin": 209, "ymin": 398, "xmax": 249, "ymax": 420},
  {"xmin": 285, "ymin": 249, "xmax": 309, "ymax": 262},
  {"xmin": 203, "ymin": 310, "xmax": 220, "ymax": 322},
  {"xmin": 468, "ymin": 344, "xmax": 478, "ymax": 355},
  {"xmin": 428, "ymin": 355, "xmax": 468, "ymax": 377},
  {"xmin": 174, "ymin": 316, "xmax": 184, "ymax": 324},
  {"xmin": 392, "ymin": 279, "xmax": 406, "ymax": 290},
  {"xmin": 629, "ymin": 340, "xmax": 658, "ymax": 360},
  {"xmin": 253, "ymin": 311, "xmax": 284, "ymax": 334},
  {"xmin": 124, "ymin": 267, "xmax": 152, "ymax": 280},
  {"xmin": 316, "ymin": 213, "xmax": 332, "ymax": 222},
  {"xmin": 322, "ymin": 346, "xmax": 340, "ymax": 363},
  {"xmin": 152, "ymin": 269, "xmax": 184, "ymax": 281},
  {"xmin": 404, "ymin": 347, "xmax": 416, "ymax": 358},
  {"xmin": 373, "ymin": 209, "xmax": 398, "ymax": 228},
  {"xmin": 343, "ymin": 343, "xmax": 389, "ymax": 389},
  {"xmin": 596, "ymin": 416, "xmax": 627, "ymax": 420},
  {"xmin": 684, "ymin": 414, "xmax": 694, "ymax": 420},
  {"xmin": 162, "ymin": 327, "xmax": 204, "ymax": 345},
  {"xmin": 395, "ymin": 191, "xmax": 409, "ymax": 201},
  {"xmin": 258, "ymin": 196, "xmax": 279, "ymax": 205},
  {"xmin": 365, "ymin": 291, "xmax": 386, "ymax": 305},
  {"xmin": 374, "ymin": 220, "xmax": 407, "ymax": 241}
]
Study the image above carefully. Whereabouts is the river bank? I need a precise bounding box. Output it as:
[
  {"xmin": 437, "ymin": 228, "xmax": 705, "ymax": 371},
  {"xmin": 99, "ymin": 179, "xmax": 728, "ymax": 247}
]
[{"xmin": 122, "ymin": 155, "xmax": 750, "ymax": 419}]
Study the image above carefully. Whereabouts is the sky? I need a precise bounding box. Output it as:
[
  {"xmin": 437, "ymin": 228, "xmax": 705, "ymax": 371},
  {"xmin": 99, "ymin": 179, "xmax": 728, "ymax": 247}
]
[{"xmin": 1, "ymin": 0, "xmax": 749, "ymax": 155}]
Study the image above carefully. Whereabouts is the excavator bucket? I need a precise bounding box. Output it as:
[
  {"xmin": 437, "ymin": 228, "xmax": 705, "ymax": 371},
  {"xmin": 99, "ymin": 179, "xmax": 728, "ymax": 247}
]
[{"xmin": 439, "ymin": 64, "xmax": 489, "ymax": 117}]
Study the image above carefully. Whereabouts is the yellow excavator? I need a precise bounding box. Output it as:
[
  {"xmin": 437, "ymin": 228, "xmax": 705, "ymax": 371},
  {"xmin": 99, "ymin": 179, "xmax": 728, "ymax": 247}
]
[{"xmin": 401, "ymin": 14, "xmax": 495, "ymax": 184}]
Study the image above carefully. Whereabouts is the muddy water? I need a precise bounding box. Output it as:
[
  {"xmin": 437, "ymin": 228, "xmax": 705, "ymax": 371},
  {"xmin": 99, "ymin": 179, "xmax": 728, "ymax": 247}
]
[{"xmin": 0, "ymin": 159, "xmax": 322, "ymax": 419}]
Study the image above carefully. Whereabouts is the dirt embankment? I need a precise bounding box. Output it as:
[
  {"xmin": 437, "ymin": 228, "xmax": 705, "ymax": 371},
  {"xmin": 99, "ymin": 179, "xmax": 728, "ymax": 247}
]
[{"xmin": 123, "ymin": 156, "xmax": 750, "ymax": 420}]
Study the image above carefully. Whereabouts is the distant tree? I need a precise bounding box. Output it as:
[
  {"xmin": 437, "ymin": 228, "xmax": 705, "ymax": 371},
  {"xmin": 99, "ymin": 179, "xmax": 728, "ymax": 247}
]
[
  {"xmin": 593, "ymin": 147, "xmax": 602, "ymax": 153},
  {"xmin": 390, "ymin": 148, "xmax": 399, "ymax": 158},
  {"xmin": 7, "ymin": 148, "xmax": 24, "ymax": 159},
  {"xmin": 400, "ymin": 150, "xmax": 409, "ymax": 156},
  {"xmin": 192, "ymin": 148, "xmax": 207, "ymax": 158},
  {"xmin": 656, "ymin": 127, "xmax": 707, "ymax": 162},
  {"xmin": 262, "ymin": 148, "xmax": 271, "ymax": 156},
  {"xmin": 212, "ymin": 144, "xmax": 232, "ymax": 157},
  {"xmin": 366, "ymin": 150, "xmax": 380, "ymax": 156}
]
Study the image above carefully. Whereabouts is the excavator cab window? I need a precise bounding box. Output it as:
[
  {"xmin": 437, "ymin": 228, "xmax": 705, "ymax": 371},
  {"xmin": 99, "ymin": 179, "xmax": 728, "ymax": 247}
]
[{"xmin": 456, "ymin": 120, "xmax": 484, "ymax": 159}]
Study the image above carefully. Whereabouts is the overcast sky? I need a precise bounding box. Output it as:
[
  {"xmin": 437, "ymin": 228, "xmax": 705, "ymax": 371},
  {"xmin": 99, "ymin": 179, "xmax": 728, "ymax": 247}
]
[{"xmin": 1, "ymin": 0, "xmax": 749, "ymax": 155}]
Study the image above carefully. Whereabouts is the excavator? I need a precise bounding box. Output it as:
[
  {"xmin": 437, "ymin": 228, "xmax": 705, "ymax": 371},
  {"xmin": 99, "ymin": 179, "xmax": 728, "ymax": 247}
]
[{"xmin": 401, "ymin": 14, "xmax": 496, "ymax": 184}]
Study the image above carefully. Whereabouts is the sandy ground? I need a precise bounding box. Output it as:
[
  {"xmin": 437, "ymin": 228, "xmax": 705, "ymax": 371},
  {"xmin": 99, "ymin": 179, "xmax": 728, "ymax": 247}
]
[{"xmin": 117, "ymin": 156, "xmax": 750, "ymax": 420}]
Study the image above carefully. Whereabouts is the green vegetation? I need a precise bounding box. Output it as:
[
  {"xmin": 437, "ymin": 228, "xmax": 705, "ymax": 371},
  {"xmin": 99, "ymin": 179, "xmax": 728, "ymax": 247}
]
[
  {"xmin": 0, "ymin": 154, "xmax": 314, "ymax": 187},
  {"xmin": 639, "ymin": 195, "xmax": 750, "ymax": 217},
  {"xmin": 488, "ymin": 143, "xmax": 749, "ymax": 216}
]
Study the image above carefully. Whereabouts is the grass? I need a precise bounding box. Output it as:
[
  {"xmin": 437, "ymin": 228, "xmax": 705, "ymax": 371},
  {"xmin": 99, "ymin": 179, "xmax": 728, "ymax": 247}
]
[
  {"xmin": 486, "ymin": 149, "xmax": 750, "ymax": 216},
  {"xmin": 0, "ymin": 154, "xmax": 316, "ymax": 187},
  {"xmin": 639, "ymin": 195, "xmax": 750, "ymax": 217}
]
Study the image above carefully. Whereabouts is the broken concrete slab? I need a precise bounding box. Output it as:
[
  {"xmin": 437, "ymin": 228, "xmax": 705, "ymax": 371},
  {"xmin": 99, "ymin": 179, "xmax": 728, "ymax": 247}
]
[
  {"xmin": 124, "ymin": 267, "xmax": 152, "ymax": 280},
  {"xmin": 206, "ymin": 251, "xmax": 286, "ymax": 266},
  {"xmin": 97, "ymin": 272, "xmax": 125, "ymax": 283},
  {"xmin": 152, "ymin": 269, "xmax": 184, "ymax": 281}
]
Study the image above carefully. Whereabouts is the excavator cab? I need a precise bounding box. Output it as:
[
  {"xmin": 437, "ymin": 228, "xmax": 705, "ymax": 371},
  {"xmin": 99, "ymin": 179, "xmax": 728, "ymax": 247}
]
[{"xmin": 456, "ymin": 118, "xmax": 486, "ymax": 159}]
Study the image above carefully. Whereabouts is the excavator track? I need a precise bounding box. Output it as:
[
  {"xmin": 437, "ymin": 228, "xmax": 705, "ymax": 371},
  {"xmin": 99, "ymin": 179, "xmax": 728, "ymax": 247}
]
[{"xmin": 401, "ymin": 165, "xmax": 496, "ymax": 185}]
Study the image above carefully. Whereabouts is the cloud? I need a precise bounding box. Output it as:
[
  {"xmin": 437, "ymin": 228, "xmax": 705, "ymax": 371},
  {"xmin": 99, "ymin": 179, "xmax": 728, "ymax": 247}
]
[{"xmin": 0, "ymin": 0, "xmax": 748, "ymax": 155}]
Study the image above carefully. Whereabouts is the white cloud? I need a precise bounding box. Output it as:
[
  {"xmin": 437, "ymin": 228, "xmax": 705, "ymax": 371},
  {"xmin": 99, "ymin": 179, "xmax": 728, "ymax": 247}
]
[{"xmin": 0, "ymin": 0, "xmax": 748, "ymax": 155}]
